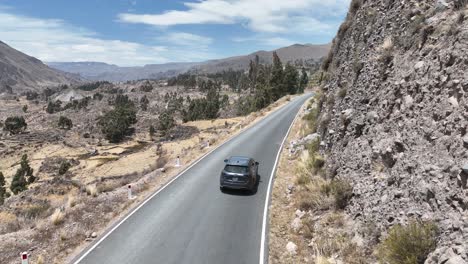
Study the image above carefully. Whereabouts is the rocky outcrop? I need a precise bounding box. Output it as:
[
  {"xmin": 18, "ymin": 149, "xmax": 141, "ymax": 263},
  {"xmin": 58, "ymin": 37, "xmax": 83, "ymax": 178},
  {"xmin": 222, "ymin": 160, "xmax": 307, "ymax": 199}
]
[{"xmin": 319, "ymin": 0, "xmax": 468, "ymax": 261}]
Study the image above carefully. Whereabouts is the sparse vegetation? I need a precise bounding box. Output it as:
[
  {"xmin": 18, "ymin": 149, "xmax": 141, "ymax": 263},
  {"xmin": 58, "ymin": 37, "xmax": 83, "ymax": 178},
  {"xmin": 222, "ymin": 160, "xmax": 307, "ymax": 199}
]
[
  {"xmin": 149, "ymin": 125, "xmax": 155, "ymax": 139},
  {"xmin": 76, "ymin": 81, "xmax": 110, "ymax": 91},
  {"xmin": 58, "ymin": 116, "xmax": 73, "ymax": 130},
  {"xmin": 3, "ymin": 116, "xmax": 27, "ymax": 134},
  {"xmin": 22, "ymin": 104, "xmax": 28, "ymax": 113},
  {"xmin": 98, "ymin": 94, "xmax": 137, "ymax": 143},
  {"xmin": 10, "ymin": 154, "xmax": 35, "ymax": 194},
  {"xmin": 349, "ymin": 0, "xmax": 362, "ymax": 14},
  {"xmin": 0, "ymin": 172, "xmax": 7, "ymax": 205},
  {"xmin": 140, "ymin": 95, "xmax": 149, "ymax": 111},
  {"xmin": 86, "ymin": 185, "xmax": 98, "ymax": 197},
  {"xmin": 338, "ymin": 87, "xmax": 347, "ymax": 98},
  {"xmin": 158, "ymin": 110, "xmax": 175, "ymax": 136},
  {"xmin": 50, "ymin": 209, "xmax": 65, "ymax": 225},
  {"xmin": 58, "ymin": 160, "xmax": 71, "ymax": 175},
  {"xmin": 377, "ymin": 221, "xmax": 438, "ymax": 264},
  {"xmin": 46, "ymin": 100, "xmax": 62, "ymax": 114},
  {"xmin": 379, "ymin": 37, "xmax": 394, "ymax": 65}
]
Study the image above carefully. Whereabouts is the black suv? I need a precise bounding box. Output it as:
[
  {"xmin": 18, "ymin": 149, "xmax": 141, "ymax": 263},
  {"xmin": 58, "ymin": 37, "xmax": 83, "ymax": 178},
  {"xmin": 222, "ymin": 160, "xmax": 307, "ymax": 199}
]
[{"xmin": 220, "ymin": 156, "xmax": 259, "ymax": 192}]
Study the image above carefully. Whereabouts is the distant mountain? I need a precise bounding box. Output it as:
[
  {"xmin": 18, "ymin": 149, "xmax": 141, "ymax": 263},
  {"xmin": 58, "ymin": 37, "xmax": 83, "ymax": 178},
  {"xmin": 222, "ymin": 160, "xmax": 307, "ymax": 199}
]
[
  {"xmin": 193, "ymin": 43, "xmax": 331, "ymax": 73},
  {"xmin": 0, "ymin": 41, "xmax": 79, "ymax": 94},
  {"xmin": 48, "ymin": 61, "xmax": 198, "ymax": 82},
  {"xmin": 48, "ymin": 43, "xmax": 331, "ymax": 82}
]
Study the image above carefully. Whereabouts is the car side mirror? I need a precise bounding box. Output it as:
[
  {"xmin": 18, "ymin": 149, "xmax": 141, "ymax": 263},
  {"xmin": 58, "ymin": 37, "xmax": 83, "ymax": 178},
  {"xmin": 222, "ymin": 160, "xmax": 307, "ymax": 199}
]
[
  {"xmin": 255, "ymin": 162, "xmax": 259, "ymax": 166},
  {"xmin": 224, "ymin": 159, "xmax": 228, "ymax": 163}
]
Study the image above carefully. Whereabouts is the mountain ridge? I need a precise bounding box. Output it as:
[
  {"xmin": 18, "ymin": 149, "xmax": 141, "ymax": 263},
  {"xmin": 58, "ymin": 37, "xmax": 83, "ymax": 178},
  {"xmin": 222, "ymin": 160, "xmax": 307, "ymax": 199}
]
[
  {"xmin": 48, "ymin": 43, "xmax": 331, "ymax": 82},
  {"xmin": 0, "ymin": 41, "xmax": 79, "ymax": 94}
]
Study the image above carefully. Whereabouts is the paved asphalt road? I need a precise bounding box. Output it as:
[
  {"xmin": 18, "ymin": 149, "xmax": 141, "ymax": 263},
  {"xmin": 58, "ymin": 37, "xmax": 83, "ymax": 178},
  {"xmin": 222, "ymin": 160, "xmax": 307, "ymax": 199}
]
[{"xmin": 73, "ymin": 94, "xmax": 311, "ymax": 264}]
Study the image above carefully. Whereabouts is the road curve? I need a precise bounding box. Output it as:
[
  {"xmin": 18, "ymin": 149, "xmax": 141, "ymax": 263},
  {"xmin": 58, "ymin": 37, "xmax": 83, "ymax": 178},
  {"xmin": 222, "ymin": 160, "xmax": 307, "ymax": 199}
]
[{"xmin": 72, "ymin": 94, "xmax": 312, "ymax": 264}]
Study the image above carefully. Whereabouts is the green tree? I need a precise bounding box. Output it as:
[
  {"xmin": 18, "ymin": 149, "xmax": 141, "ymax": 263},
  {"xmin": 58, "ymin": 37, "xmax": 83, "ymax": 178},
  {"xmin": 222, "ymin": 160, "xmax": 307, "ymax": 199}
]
[
  {"xmin": 298, "ymin": 68, "xmax": 309, "ymax": 93},
  {"xmin": 10, "ymin": 154, "xmax": 34, "ymax": 195},
  {"xmin": 270, "ymin": 51, "xmax": 284, "ymax": 100},
  {"xmin": 140, "ymin": 95, "xmax": 149, "ymax": 111},
  {"xmin": 22, "ymin": 105, "xmax": 28, "ymax": 113},
  {"xmin": 46, "ymin": 100, "xmax": 62, "ymax": 114},
  {"xmin": 58, "ymin": 116, "xmax": 73, "ymax": 130},
  {"xmin": 99, "ymin": 97, "xmax": 137, "ymax": 143},
  {"xmin": 140, "ymin": 81, "xmax": 153, "ymax": 92},
  {"xmin": 0, "ymin": 172, "xmax": 6, "ymax": 205},
  {"xmin": 158, "ymin": 111, "xmax": 175, "ymax": 136},
  {"xmin": 283, "ymin": 63, "xmax": 299, "ymax": 95},
  {"xmin": 4, "ymin": 116, "xmax": 27, "ymax": 134}
]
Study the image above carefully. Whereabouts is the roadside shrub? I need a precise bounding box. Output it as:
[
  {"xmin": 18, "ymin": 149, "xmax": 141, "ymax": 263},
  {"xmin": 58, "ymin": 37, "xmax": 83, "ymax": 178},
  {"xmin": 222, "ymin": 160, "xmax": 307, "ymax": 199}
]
[
  {"xmin": 4, "ymin": 116, "xmax": 27, "ymax": 134},
  {"xmin": 303, "ymin": 107, "xmax": 320, "ymax": 133},
  {"xmin": 296, "ymin": 173, "xmax": 311, "ymax": 186},
  {"xmin": 58, "ymin": 116, "xmax": 73, "ymax": 130},
  {"xmin": 306, "ymin": 138, "xmax": 320, "ymax": 154},
  {"xmin": 329, "ymin": 180, "xmax": 353, "ymax": 209},
  {"xmin": 377, "ymin": 221, "xmax": 438, "ymax": 264}
]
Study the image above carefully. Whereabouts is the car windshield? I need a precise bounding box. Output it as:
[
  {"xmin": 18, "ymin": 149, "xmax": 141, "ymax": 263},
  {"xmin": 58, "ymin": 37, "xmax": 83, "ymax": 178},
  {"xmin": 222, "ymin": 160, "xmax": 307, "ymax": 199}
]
[{"xmin": 224, "ymin": 165, "xmax": 249, "ymax": 174}]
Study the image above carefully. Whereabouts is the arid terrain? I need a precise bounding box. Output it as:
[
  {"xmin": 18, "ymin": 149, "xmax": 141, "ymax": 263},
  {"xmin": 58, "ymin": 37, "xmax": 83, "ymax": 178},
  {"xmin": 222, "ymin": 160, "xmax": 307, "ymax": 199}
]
[{"xmin": 0, "ymin": 73, "xmax": 297, "ymax": 263}]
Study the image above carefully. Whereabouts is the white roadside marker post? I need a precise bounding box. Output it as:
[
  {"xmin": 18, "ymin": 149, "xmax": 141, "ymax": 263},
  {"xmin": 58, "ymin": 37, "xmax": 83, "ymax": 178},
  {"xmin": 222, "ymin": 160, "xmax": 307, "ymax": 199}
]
[
  {"xmin": 127, "ymin": 185, "xmax": 132, "ymax": 200},
  {"xmin": 21, "ymin": 252, "xmax": 29, "ymax": 264},
  {"xmin": 175, "ymin": 156, "xmax": 181, "ymax": 167}
]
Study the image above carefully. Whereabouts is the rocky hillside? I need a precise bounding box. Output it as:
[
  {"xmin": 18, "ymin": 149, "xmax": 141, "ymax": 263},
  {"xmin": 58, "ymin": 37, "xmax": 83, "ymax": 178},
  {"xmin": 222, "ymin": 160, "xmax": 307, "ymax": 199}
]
[
  {"xmin": 317, "ymin": 0, "xmax": 468, "ymax": 262},
  {"xmin": 0, "ymin": 41, "xmax": 79, "ymax": 94},
  {"xmin": 48, "ymin": 43, "xmax": 330, "ymax": 82}
]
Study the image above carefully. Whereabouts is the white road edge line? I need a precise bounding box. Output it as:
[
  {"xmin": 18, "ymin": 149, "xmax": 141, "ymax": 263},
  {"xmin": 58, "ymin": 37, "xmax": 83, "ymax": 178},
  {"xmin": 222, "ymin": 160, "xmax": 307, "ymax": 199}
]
[
  {"xmin": 258, "ymin": 95, "xmax": 309, "ymax": 264},
  {"xmin": 73, "ymin": 96, "xmax": 304, "ymax": 264}
]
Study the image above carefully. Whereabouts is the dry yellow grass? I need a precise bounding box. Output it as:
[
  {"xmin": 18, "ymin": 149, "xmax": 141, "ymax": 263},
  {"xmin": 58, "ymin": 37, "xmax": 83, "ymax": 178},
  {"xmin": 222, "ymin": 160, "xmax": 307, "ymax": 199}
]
[
  {"xmin": 85, "ymin": 185, "xmax": 98, "ymax": 197},
  {"xmin": 67, "ymin": 195, "xmax": 77, "ymax": 208},
  {"xmin": 50, "ymin": 209, "xmax": 65, "ymax": 225},
  {"xmin": 37, "ymin": 255, "xmax": 45, "ymax": 264},
  {"xmin": 381, "ymin": 37, "xmax": 393, "ymax": 51}
]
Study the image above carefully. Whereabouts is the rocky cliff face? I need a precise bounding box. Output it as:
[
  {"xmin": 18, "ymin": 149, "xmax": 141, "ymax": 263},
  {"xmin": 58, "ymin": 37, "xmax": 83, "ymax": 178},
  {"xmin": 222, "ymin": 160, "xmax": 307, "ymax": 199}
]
[{"xmin": 319, "ymin": 0, "xmax": 468, "ymax": 262}]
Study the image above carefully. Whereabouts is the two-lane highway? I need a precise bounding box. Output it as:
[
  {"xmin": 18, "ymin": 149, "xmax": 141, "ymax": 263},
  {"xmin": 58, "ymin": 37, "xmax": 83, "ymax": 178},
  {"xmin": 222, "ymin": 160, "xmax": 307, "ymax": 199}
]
[{"xmin": 73, "ymin": 94, "xmax": 312, "ymax": 264}]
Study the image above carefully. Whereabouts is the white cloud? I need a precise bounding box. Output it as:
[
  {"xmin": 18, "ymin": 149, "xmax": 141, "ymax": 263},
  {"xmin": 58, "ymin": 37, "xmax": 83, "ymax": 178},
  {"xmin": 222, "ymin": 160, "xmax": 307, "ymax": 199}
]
[
  {"xmin": 118, "ymin": 0, "xmax": 350, "ymax": 34},
  {"xmin": 157, "ymin": 32, "xmax": 213, "ymax": 47},
  {"xmin": 0, "ymin": 11, "xmax": 215, "ymax": 66}
]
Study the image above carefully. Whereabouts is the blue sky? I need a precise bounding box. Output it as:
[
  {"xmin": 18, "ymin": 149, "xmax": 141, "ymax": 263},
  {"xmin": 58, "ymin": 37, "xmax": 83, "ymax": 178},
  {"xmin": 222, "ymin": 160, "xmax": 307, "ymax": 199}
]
[{"xmin": 0, "ymin": 0, "xmax": 350, "ymax": 66}]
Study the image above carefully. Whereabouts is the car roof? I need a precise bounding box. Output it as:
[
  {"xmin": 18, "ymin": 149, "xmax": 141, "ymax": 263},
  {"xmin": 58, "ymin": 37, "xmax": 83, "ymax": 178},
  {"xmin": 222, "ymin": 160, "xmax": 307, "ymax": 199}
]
[{"xmin": 226, "ymin": 156, "xmax": 251, "ymax": 166}]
